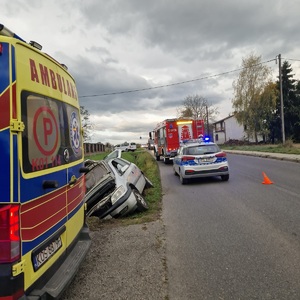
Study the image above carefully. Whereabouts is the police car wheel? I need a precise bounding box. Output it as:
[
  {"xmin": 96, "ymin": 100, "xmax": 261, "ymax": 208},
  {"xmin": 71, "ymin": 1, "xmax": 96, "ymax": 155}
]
[
  {"xmin": 133, "ymin": 189, "xmax": 149, "ymax": 212},
  {"xmin": 173, "ymin": 166, "xmax": 178, "ymax": 176},
  {"xmin": 179, "ymin": 171, "xmax": 188, "ymax": 184},
  {"xmin": 221, "ymin": 174, "xmax": 229, "ymax": 181}
]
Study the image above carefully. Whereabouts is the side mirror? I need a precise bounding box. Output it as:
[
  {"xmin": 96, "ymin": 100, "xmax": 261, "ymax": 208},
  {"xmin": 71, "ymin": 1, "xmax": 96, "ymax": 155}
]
[
  {"xmin": 121, "ymin": 166, "xmax": 128, "ymax": 173},
  {"xmin": 80, "ymin": 167, "xmax": 90, "ymax": 174}
]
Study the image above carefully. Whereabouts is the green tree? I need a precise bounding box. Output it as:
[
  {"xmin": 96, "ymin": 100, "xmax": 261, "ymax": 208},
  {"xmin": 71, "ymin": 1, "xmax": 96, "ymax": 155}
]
[
  {"xmin": 280, "ymin": 61, "xmax": 300, "ymax": 141},
  {"xmin": 258, "ymin": 82, "xmax": 278, "ymax": 140},
  {"xmin": 294, "ymin": 80, "xmax": 300, "ymax": 141},
  {"xmin": 232, "ymin": 54, "xmax": 275, "ymax": 143},
  {"xmin": 80, "ymin": 106, "xmax": 92, "ymax": 142},
  {"xmin": 270, "ymin": 61, "xmax": 300, "ymax": 142}
]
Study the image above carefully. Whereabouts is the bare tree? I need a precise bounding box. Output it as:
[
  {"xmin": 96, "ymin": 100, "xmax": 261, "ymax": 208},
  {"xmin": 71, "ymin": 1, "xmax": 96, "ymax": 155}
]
[
  {"xmin": 80, "ymin": 106, "xmax": 93, "ymax": 142},
  {"xmin": 177, "ymin": 95, "xmax": 219, "ymax": 123}
]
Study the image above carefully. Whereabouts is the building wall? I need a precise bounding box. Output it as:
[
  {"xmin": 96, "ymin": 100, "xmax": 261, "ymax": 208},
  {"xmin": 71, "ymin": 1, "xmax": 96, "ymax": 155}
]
[
  {"xmin": 214, "ymin": 130, "xmax": 226, "ymax": 144},
  {"xmin": 224, "ymin": 117, "xmax": 245, "ymax": 141},
  {"xmin": 213, "ymin": 115, "xmax": 263, "ymax": 144}
]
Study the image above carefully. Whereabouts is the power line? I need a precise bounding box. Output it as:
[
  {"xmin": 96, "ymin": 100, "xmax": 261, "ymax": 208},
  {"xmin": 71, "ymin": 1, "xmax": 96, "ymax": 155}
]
[
  {"xmin": 284, "ymin": 58, "xmax": 300, "ymax": 62},
  {"xmin": 79, "ymin": 58, "xmax": 276, "ymax": 99}
]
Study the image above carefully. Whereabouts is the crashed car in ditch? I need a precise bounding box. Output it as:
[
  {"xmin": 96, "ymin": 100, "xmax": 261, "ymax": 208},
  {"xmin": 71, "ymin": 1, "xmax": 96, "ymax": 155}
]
[{"xmin": 84, "ymin": 150, "xmax": 153, "ymax": 219}]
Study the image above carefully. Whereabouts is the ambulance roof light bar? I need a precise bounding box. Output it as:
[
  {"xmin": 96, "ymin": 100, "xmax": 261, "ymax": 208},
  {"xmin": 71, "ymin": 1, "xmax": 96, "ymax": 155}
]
[
  {"xmin": 0, "ymin": 24, "xmax": 26, "ymax": 42},
  {"xmin": 29, "ymin": 41, "xmax": 42, "ymax": 50}
]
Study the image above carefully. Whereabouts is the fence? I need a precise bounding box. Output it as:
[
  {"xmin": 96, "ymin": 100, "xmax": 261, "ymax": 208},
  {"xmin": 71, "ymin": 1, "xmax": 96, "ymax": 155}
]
[{"xmin": 84, "ymin": 142, "xmax": 106, "ymax": 154}]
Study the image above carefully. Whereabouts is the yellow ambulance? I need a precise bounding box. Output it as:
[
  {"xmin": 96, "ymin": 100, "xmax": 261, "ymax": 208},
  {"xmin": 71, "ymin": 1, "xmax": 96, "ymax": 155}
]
[{"xmin": 0, "ymin": 24, "xmax": 90, "ymax": 299}]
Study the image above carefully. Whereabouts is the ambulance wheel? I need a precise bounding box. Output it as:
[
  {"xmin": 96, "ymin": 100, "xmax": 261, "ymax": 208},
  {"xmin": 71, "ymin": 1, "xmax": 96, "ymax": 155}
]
[{"xmin": 133, "ymin": 189, "xmax": 149, "ymax": 212}]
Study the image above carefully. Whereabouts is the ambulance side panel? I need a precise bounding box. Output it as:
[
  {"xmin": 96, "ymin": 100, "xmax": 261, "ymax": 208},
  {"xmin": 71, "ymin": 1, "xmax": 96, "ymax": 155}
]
[{"xmin": 0, "ymin": 37, "xmax": 90, "ymax": 300}]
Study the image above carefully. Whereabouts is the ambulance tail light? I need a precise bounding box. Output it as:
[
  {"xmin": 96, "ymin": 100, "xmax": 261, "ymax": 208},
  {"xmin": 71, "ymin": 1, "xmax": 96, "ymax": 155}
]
[{"xmin": 0, "ymin": 205, "xmax": 21, "ymax": 263}]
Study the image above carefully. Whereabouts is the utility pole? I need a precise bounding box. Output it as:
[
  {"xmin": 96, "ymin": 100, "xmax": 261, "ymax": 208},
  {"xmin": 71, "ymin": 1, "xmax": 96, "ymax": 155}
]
[
  {"xmin": 278, "ymin": 54, "xmax": 285, "ymax": 144},
  {"xmin": 205, "ymin": 105, "xmax": 209, "ymax": 136}
]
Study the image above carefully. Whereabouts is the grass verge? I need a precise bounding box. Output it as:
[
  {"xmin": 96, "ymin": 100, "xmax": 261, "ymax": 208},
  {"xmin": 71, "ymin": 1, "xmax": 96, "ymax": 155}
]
[
  {"xmin": 85, "ymin": 149, "xmax": 162, "ymax": 228},
  {"xmin": 221, "ymin": 142, "xmax": 300, "ymax": 155}
]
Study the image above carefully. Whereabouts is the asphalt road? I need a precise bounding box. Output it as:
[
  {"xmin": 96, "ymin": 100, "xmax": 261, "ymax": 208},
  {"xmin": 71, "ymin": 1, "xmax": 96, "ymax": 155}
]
[
  {"xmin": 162, "ymin": 154, "xmax": 300, "ymax": 299},
  {"xmin": 61, "ymin": 153, "xmax": 300, "ymax": 300}
]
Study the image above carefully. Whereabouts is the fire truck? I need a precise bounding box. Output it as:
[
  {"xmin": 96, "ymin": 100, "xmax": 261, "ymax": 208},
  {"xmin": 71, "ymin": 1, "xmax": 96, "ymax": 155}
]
[{"xmin": 150, "ymin": 118, "xmax": 205, "ymax": 163}]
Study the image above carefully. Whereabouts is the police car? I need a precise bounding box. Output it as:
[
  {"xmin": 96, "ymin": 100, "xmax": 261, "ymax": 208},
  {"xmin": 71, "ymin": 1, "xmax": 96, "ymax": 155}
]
[{"xmin": 173, "ymin": 137, "xmax": 229, "ymax": 184}]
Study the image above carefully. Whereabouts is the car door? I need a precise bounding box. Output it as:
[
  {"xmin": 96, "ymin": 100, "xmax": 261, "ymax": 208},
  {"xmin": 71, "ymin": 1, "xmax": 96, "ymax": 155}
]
[{"xmin": 174, "ymin": 146, "xmax": 183, "ymax": 172}]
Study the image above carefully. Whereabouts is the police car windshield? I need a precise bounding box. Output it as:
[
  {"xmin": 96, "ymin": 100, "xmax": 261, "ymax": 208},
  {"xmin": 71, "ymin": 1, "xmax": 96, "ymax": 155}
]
[{"xmin": 183, "ymin": 144, "xmax": 220, "ymax": 155}]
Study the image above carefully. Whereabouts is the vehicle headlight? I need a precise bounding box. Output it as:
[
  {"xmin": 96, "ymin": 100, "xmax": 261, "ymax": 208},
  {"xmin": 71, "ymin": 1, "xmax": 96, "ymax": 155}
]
[{"xmin": 111, "ymin": 185, "xmax": 126, "ymax": 205}]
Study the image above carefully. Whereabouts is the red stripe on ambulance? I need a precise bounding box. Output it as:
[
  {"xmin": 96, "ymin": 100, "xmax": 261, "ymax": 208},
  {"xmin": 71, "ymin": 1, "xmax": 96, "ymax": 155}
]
[
  {"xmin": 20, "ymin": 188, "xmax": 66, "ymax": 241},
  {"xmin": 67, "ymin": 178, "xmax": 85, "ymax": 213},
  {"xmin": 0, "ymin": 89, "xmax": 10, "ymax": 129}
]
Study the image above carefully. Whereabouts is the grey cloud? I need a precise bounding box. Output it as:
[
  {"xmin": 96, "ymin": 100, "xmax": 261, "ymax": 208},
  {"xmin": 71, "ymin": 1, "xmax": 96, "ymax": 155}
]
[
  {"xmin": 12, "ymin": 0, "xmax": 298, "ymax": 144},
  {"xmin": 78, "ymin": 0, "xmax": 300, "ymax": 62}
]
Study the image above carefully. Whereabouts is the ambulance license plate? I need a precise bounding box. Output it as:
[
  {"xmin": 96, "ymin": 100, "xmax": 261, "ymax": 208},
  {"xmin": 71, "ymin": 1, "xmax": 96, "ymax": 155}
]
[{"xmin": 33, "ymin": 236, "xmax": 62, "ymax": 271}]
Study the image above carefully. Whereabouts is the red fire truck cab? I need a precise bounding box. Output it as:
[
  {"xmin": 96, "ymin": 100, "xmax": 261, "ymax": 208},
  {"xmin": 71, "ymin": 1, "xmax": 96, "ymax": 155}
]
[{"xmin": 150, "ymin": 118, "xmax": 205, "ymax": 163}]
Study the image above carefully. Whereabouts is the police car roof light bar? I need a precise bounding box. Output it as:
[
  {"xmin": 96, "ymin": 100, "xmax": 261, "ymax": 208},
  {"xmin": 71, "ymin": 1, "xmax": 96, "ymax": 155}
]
[{"xmin": 0, "ymin": 23, "xmax": 26, "ymax": 42}]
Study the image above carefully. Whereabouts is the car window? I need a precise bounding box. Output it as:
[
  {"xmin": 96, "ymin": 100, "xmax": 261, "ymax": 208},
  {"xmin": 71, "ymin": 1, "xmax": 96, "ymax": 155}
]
[
  {"xmin": 104, "ymin": 150, "xmax": 121, "ymax": 161},
  {"xmin": 21, "ymin": 92, "xmax": 82, "ymax": 173},
  {"xmin": 111, "ymin": 158, "xmax": 130, "ymax": 175},
  {"xmin": 85, "ymin": 161, "xmax": 111, "ymax": 193},
  {"xmin": 186, "ymin": 144, "xmax": 220, "ymax": 155},
  {"xmin": 178, "ymin": 147, "xmax": 184, "ymax": 155},
  {"xmin": 183, "ymin": 148, "xmax": 190, "ymax": 155}
]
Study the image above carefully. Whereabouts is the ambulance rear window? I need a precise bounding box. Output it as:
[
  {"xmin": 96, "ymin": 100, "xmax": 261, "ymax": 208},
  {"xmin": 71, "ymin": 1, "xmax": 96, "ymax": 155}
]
[{"xmin": 21, "ymin": 92, "xmax": 83, "ymax": 173}]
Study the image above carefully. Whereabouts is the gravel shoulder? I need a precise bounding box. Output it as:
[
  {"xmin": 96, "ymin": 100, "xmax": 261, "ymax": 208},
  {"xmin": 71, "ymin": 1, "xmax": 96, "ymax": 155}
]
[{"xmin": 61, "ymin": 218, "xmax": 168, "ymax": 300}]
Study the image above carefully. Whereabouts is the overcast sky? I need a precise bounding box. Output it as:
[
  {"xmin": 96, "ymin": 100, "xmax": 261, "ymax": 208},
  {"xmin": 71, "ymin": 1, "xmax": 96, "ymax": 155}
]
[{"xmin": 3, "ymin": 0, "xmax": 300, "ymax": 145}]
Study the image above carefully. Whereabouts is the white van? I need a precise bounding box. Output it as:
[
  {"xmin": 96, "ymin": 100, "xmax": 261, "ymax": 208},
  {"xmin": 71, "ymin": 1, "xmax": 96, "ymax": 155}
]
[
  {"xmin": 114, "ymin": 142, "xmax": 136, "ymax": 152},
  {"xmin": 128, "ymin": 142, "xmax": 137, "ymax": 151}
]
